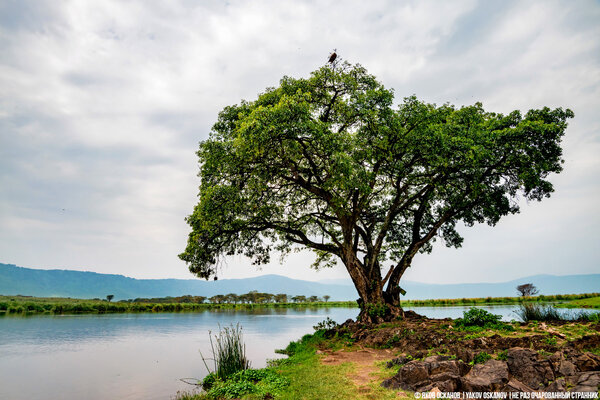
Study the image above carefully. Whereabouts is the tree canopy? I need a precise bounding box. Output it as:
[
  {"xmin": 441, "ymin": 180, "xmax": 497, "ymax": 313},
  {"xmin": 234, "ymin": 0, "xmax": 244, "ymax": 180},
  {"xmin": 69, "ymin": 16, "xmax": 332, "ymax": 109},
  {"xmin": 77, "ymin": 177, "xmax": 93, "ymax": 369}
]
[
  {"xmin": 180, "ymin": 62, "xmax": 572, "ymax": 322},
  {"xmin": 516, "ymin": 283, "xmax": 540, "ymax": 297}
]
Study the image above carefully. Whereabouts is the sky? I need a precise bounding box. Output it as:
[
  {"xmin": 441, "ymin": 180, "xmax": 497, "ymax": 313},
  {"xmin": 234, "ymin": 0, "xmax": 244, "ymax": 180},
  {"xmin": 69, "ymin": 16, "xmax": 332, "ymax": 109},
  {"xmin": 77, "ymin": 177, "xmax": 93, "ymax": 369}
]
[{"xmin": 0, "ymin": 0, "xmax": 598, "ymax": 284}]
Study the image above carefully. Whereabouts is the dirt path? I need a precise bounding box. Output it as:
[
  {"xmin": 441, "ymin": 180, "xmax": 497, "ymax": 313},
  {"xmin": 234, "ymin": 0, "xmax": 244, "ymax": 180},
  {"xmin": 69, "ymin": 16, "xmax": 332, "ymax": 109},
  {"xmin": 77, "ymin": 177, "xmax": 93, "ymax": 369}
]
[{"xmin": 320, "ymin": 347, "xmax": 408, "ymax": 398}]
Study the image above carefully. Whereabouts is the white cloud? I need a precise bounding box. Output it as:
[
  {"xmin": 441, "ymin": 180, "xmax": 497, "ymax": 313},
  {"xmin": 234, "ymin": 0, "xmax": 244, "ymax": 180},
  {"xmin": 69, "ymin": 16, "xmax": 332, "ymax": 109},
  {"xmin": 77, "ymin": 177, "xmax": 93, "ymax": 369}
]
[{"xmin": 0, "ymin": 0, "xmax": 598, "ymax": 283}]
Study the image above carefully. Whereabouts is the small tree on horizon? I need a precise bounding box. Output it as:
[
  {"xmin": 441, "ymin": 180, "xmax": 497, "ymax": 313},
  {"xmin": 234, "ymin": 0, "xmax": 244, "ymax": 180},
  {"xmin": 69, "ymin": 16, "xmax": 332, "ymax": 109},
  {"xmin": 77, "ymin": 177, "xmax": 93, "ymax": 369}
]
[
  {"xmin": 180, "ymin": 61, "xmax": 572, "ymax": 323},
  {"xmin": 308, "ymin": 295, "xmax": 320, "ymax": 303},
  {"xmin": 274, "ymin": 293, "xmax": 288, "ymax": 303},
  {"xmin": 323, "ymin": 295, "xmax": 330, "ymax": 303},
  {"xmin": 516, "ymin": 283, "xmax": 539, "ymax": 297},
  {"xmin": 106, "ymin": 294, "xmax": 114, "ymax": 302}
]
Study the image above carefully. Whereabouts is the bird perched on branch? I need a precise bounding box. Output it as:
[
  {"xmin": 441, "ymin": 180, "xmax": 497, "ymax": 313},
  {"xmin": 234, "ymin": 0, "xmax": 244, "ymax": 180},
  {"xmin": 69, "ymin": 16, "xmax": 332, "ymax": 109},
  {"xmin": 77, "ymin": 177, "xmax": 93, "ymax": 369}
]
[{"xmin": 328, "ymin": 49, "xmax": 337, "ymax": 63}]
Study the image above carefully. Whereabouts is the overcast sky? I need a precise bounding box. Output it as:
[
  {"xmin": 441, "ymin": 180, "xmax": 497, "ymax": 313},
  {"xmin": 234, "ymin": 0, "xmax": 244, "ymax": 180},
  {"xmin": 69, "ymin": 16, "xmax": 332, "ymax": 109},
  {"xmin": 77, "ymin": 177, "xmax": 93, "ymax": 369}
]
[{"xmin": 1, "ymin": 0, "xmax": 598, "ymax": 284}]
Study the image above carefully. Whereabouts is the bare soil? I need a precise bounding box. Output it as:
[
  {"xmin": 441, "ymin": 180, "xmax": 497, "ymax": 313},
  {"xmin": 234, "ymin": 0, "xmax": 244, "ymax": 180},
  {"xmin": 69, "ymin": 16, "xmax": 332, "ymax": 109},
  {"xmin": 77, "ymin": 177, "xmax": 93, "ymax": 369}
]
[{"xmin": 321, "ymin": 347, "xmax": 394, "ymax": 393}]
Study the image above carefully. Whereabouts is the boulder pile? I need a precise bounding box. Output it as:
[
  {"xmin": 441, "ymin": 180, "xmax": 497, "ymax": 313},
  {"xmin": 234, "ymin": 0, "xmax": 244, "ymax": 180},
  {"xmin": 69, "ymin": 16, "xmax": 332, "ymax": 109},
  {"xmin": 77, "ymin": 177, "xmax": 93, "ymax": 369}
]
[{"xmin": 381, "ymin": 348, "xmax": 600, "ymax": 393}]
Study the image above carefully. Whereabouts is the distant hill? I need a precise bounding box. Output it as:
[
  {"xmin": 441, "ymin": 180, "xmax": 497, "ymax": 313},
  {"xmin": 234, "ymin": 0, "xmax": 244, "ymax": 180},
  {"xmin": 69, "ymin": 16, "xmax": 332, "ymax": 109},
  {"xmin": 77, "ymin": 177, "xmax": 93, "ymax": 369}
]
[
  {"xmin": 1, "ymin": 263, "xmax": 598, "ymax": 301},
  {"xmin": 0, "ymin": 263, "xmax": 357, "ymax": 300}
]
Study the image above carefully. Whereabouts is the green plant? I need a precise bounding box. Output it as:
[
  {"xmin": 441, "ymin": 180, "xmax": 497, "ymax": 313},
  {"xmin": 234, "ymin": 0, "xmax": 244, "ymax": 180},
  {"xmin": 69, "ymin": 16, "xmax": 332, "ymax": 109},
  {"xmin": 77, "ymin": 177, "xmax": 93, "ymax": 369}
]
[
  {"xmin": 363, "ymin": 302, "xmax": 389, "ymax": 319},
  {"xmin": 471, "ymin": 352, "xmax": 492, "ymax": 365},
  {"xmin": 496, "ymin": 350, "xmax": 508, "ymax": 361},
  {"xmin": 313, "ymin": 317, "xmax": 337, "ymax": 331},
  {"xmin": 455, "ymin": 308, "xmax": 502, "ymax": 327},
  {"xmin": 179, "ymin": 60, "xmax": 573, "ymax": 326},
  {"xmin": 383, "ymin": 334, "xmax": 401, "ymax": 348},
  {"xmin": 201, "ymin": 324, "xmax": 250, "ymax": 381},
  {"xmin": 208, "ymin": 379, "xmax": 256, "ymax": 398},
  {"xmin": 514, "ymin": 303, "xmax": 596, "ymax": 322},
  {"xmin": 201, "ymin": 372, "xmax": 218, "ymax": 390},
  {"xmin": 544, "ymin": 336, "xmax": 558, "ymax": 346}
]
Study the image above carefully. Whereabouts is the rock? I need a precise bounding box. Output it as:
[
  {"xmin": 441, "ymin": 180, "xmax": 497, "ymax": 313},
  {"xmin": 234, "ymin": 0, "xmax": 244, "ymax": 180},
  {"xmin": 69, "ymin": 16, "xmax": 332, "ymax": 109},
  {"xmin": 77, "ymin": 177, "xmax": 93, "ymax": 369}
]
[
  {"xmin": 557, "ymin": 359, "xmax": 578, "ymax": 376},
  {"xmin": 382, "ymin": 360, "xmax": 429, "ymax": 390},
  {"xmin": 427, "ymin": 355, "xmax": 470, "ymax": 376},
  {"xmin": 381, "ymin": 356, "xmax": 468, "ymax": 391},
  {"xmin": 429, "ymin": 387, "xmax": 442, "ymax": 396},
  {"xmin": 501, "ymin": 378, "xmax": 535, "ymax": 393},
  {"xmin": 420, "ymin": 375, "xmax": 460, "ymax": 392},
  {"xmin": 545, "ymin": 377, "xmax": 566, "ymax": 392},
  {"xmin": 399, "ymin": 361, "xmax": 429, "ymax": 387},
  {"xmin": 571, "ymin": 371, "xmax": 600, "ymax": 392},
  {"xmin": 569, "ymin": 352, "xmax": 600, "ymax": 372},
  {"xmin": 422, "ymin": 355, "xmax": 449, "ymax": 363},
  {"xmin": 461, "ymin": 360, "xmax": 509, "ymax": 391},
  {"xmin": 386, "ymin": 356, "xmax": 412, "ymax": 368},
  {"xmin": 506, "ymin": 347, "xmax": 555, "ymax": 389},
  {"xmin": 451, "ymin": 346, "xmax": 475, "ymax": 363}
]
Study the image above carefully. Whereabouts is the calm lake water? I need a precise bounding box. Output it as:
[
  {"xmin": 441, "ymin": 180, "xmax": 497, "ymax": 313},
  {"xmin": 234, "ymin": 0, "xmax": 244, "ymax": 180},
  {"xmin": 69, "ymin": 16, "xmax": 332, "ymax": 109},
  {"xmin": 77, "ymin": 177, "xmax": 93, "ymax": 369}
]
[{"xmin": 0, "ymin": 305, "xmax": 596, "ymax": 400}]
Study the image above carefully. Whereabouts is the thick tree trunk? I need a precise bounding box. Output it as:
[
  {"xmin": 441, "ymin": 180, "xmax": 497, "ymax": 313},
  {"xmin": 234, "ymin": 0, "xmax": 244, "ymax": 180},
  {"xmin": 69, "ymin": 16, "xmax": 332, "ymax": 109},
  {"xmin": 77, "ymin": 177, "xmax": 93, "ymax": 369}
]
[
  {"xmin": 341, "ymin": 247, "xmax": 404, "ymax": 324},
  {"xmin": 383, "ymin": 251, "xmax": 417, "ymax": 313}
]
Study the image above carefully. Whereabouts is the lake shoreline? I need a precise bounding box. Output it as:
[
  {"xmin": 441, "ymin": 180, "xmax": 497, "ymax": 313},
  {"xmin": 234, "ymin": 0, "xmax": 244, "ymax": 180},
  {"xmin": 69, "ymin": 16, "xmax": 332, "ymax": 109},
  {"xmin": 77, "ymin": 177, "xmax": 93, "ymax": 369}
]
[
  {"xmin": 2, "ymin": 293, "xmax": 599, "ymax": 316},
  {"xmin": 176, "ymin": 309, "xmax": 600, "ymax": 399}
]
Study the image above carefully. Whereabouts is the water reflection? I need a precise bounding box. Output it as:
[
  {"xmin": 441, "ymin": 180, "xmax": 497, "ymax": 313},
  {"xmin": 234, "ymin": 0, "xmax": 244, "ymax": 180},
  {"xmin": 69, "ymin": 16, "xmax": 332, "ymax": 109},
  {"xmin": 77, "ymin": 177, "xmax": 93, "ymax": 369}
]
[
  {"xmin": 1, "ymin": 304, "xmax": 596, "ymax": 400},
  {"xmin": 0, "ymin": 307, "xmax": 359, "ymax": 400}
]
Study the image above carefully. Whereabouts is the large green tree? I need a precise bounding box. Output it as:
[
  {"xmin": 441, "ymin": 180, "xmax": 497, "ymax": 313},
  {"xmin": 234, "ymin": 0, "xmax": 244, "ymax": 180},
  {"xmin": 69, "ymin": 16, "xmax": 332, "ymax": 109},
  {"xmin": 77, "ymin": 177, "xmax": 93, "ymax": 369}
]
[{"xmin": 180, "ymin": 62, "xmax": 572, "ymax": 323}]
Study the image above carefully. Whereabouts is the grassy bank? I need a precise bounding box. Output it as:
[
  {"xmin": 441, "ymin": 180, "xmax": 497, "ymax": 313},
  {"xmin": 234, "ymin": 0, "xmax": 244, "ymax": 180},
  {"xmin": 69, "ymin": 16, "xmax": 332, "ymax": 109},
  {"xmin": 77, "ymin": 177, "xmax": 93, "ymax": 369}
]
[
  {"xmin": 400, "ymin": 292, "xmax": 600, "ymax": 307},
  {"xmin": 176, "ymin": 330, "xmax": 399, "ymax": 400},
  {"xmin": 555, "ymin": 295, "xmax": 600, "ymax": 309},
  {"xmin": 0, "ymin": 295, "xmax": 356, "ymax": 315},
  {"xmin": 176, "ymin": 307, "xmax": 600, "ymax": 400}
]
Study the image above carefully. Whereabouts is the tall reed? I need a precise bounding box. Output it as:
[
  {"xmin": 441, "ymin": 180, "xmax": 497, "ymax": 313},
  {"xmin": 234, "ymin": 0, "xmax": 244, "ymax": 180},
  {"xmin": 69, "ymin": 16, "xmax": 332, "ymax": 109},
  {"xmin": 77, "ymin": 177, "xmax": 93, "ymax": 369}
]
[
  {"xmin": 201, "ymin": 323, "xmax": 250, "ymax": 380},
  {"xmin": 516, "ymin": 303, "xmax": 599, "ymax": 322},
  {"xmin": 516, "ymin": 304, "xmax": 562, "ymax": 322}
]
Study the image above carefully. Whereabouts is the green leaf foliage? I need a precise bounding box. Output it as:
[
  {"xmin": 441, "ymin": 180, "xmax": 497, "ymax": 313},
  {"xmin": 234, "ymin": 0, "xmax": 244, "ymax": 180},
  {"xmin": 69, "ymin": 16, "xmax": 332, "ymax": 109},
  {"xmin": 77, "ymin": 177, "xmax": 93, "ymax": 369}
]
[
  {"xmin": 180, "ymin": 61, "xmax": 573, "ymax": 296},
  {"xmin": 455, "ymin": 307, "xmax": 502, "ymax": 327}
]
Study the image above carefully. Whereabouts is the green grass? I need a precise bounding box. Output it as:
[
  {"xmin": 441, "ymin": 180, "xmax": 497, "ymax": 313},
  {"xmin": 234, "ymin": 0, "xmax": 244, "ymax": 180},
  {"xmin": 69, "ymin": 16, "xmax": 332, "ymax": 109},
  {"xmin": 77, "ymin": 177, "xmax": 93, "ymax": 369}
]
[
  {"xmin": 400, "ymin": 292, "xmax": 600, "ymax": 307},
  {"xmin": 556, "ymin": 296, "xmax": 600, "ymax": 309},
  {"xmin": 272, "ymin": 333, "xmax": 362, "ymax": 400},
  {"xmin": 176, "ymin": 330, "xmax": 402, "ymax": 400}
]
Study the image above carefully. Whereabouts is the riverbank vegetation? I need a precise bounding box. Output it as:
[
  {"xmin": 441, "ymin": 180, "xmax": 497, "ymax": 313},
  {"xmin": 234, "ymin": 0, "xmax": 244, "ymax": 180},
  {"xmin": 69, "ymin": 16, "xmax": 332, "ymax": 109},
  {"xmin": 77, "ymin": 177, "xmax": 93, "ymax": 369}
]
[
  {"xmin": 176, "ymin": 327, "xmax": 398, "ymax": 400},
  {"xmin": 516, "ymin": 303, "xmax": 600, "ymax": 322},
  {"xmin": 556, "ymin": 295, "xmax": 600, "ymax": 309},
  {"xmin": 2, "ymin": 292, "xmax": 599, "ymax": 316},
  {"xmin": 176, "ymin": 307, "xmax": 600, "ymax": 399},
  {"xmin": 400, "ymin": 292, "xmax": 599, "ymax": 307},
  {"xmin": 0, "ymin": 294, "xmax": 355, "ymax": 315}
]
